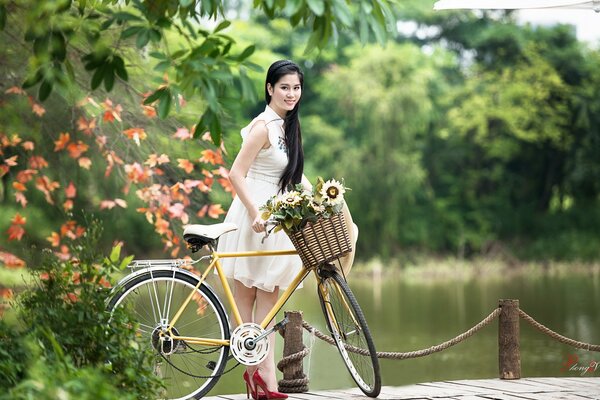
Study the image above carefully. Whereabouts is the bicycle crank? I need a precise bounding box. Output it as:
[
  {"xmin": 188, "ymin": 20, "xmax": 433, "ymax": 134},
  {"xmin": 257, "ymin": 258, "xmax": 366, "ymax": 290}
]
[{"xmin": 230, "ymin": 318, "xmax": 288, "ymax": 366}]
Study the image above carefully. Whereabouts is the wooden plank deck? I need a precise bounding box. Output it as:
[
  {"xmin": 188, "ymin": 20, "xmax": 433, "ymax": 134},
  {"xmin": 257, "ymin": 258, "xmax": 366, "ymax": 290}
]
[{"xmin": 202, "ymin": 377, "xmax": 600, "ymax": 399}]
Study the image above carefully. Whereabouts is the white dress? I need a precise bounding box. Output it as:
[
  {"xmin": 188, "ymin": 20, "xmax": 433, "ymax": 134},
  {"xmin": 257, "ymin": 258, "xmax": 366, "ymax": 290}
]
[{"xmin": 217, "ymin": 105, "xmax": 302, "ymax": 292}]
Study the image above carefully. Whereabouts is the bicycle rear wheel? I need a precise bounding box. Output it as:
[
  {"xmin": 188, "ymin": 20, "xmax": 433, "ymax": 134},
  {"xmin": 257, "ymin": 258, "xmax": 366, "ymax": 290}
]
[
  {"xmin": 317, "ymin": 269, "xmax": 381, "ymax": 397},
  {"xmin": 108, "ymin": 270, "xmax": 230, "ymax": 400}
]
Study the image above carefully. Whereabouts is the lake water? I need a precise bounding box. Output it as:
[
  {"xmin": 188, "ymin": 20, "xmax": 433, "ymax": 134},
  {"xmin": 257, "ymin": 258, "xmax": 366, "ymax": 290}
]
[{"xmin": 208, "ymin": 268, "xmax": 600, "ymax": 395}]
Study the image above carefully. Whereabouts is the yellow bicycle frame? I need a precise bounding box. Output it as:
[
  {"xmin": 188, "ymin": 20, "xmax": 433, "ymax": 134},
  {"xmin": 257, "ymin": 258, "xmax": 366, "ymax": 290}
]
[{"xmin": 166, "ymin": 249, "xmax": 313, "ymax": 347}]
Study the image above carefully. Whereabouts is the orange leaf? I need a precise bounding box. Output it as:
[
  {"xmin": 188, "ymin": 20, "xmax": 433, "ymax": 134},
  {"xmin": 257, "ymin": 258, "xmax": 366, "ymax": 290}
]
[
  {"xmin": 173, "ymin": 128, "xmax": 192, "ymax": 140},
  {"xmin": 47, "ymin": 232, "xmax": 60, "ymax": 247},
  {"xmin": 16, "ymin": 169, "xmax": 37, "ymax": 183},
  {"xmin": 7, "ymin": 224, "xmax": 25, "ymax": 241},
  {"xmin": 142, "ymin": 105, "xmax": 157, "ymax": 118},
  {"xmin": 123, "ymin": 127, "xmax": 147, "ymax": 145},
  {"xmin": 199, "ymin": 149, "xmax": 223, "ymax": 165},
  {"xmin": 67, "ymin": 141, "xmax": 89, "ymax": 158},
  {"xmin": 0, "ymin": 165, "xmax": 8, "ymax": 178},
  {"xmin": 96, "ymin": 135, "xmax": 107, "ymax": 149},
  {"xmin": 28, "ymin": 155, "xmax": 48, "ymax": 169},
  {"xmin": 22, "ymin": 141, "xmax": 35, "ymax": 151},
  {"xmin": 168, "ymin": 203, "xmax": 189, "ymax": 224},
  {"xmin": 177, "ymin": 158, "xmax": 194, "ymax": 174},
  {"xmin": 0, "ymin": 251, "xmax": 26, "ymax": 269},
  {"xmin": 11, "ymin": 213, "xmax": 26, "ymax": 225},
  {"xmin": 65, "ymin": 182, "xmax": 77, "ymax": 198},
  {"xmin": 15, "ymin": 192, "xmax": 27, "ymax": 207},
  {"xmin": 78, "ymin": 157, "xmax": 92, "ymax": 169},
  {"xmin": 124, "ymin": 162, "xmax": 152, "ymax": 183},
  {"xmin": 77, "ymin": 116, "xmax": 96, "ymax": 135},
  {"xmin": 12, "ymin": 182, "xmax": 26, "ymax": 192},
  {"xmin": 102, "ymin": 99, "xmax": 123, "ymax": 122},
  {"xmin": 145, "ymin": 153, "xmax": 170, "ymax": 167},
  {"xmin": 35, "ymin": 176, "xmax": 60, "ymax": 204},
  {"xmin": 100, "ymin": 200, "xmax": 116, "ymax": 210},
  {"xmin": 63, "ymin": 199, "xmax": 73, "ymax": 211},
  {"xmin": 5, "ymin": 86, "xmax": 25, "ymax": 95},
  {"xmin": 28, "ymin": 97, "xmax": 46, "ymax": 116},
  {"xmin": 218, "ymin": 178, "xmax": 235, "ymax": 195},
  {"xmin": 0, "ymin": 288, "xmax": 14, "ymax": 299},
  {"xmin": 5, "ymin": 155, "xmax": 18, "ymax": 167},
  {"xmin": 54, "ymin": 132, "xmax": 70, "ymax": 151},
  {"xmin": 197, "ymin": 204, "xmax": 225, "ymax": 219},
  {"xmin": 114, "ymin": 198, "xmax": 127, "ymax": 208},
  {"xmin": 155, "ymin": 217, "xmax": 170, "ymax": 235}
]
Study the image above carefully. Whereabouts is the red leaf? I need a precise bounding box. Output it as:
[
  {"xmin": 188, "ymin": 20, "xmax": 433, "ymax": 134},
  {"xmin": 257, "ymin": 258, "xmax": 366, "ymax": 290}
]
[
  {"xmin": 7, "ymin": 224, "xmax": 25, "ymax": 241},
  {"xmin": 65, "ymin": 182, "xmax": 77, "ymax": 198}
]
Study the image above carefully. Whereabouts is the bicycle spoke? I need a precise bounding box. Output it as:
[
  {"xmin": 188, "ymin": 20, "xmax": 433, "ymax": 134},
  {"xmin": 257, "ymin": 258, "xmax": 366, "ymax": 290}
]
[{"xmin": 108, "ymin": 271, "xmax": 230, "ymax": 400}]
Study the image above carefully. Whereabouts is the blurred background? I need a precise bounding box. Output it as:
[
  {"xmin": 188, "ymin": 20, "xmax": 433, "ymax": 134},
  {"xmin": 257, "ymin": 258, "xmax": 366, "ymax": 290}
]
[{"xmin": 1, "ymin": 0, "xmax": 599, "ymax": 396}]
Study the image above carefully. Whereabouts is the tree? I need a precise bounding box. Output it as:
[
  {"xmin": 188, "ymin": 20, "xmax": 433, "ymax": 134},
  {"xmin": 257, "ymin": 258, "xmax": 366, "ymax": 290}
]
[{"xmin": 0, "ymin": 0, "xmax": 396, "ymax": 143}]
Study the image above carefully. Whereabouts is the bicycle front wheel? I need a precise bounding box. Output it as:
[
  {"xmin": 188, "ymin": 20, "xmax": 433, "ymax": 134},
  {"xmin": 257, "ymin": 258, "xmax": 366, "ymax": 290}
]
[
  {"xmin": 108, "ymin": 270, "xmax": 230, "ymax": 400},
  {"xmin": 317, "ymin": 270, "xmax": 381, "ymax": 397}
]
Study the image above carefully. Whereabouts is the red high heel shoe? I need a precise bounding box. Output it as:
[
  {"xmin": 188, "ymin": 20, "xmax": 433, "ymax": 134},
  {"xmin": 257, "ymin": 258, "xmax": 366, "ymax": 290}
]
[
  {"xmin": 252, "ymin": 370, "xmax": 288, "ymax": 399},
  {"xmin": 242, "ymin": 370, "xmax": 257, "ymax": 400}
]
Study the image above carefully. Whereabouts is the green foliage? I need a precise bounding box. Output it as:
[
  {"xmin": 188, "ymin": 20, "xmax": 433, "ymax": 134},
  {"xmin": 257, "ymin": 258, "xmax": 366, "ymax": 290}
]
[
  {"xmin": 3, "ymin": 0, "xmax": 395, "ymax": 142},
  {"xmin": 1, "ymin": 219, "xmax": 163, "ymax": 398}
]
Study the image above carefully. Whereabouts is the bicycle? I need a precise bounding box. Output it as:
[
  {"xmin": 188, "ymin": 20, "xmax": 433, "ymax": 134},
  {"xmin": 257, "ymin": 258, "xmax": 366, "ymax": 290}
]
[{"xmin": 107, "ymin": 220, "xmax": 381, "ymax": 400}]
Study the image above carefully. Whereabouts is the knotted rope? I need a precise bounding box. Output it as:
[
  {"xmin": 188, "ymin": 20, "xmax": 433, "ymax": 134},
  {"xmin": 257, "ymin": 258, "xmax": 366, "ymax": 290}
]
[{"xmin": 276, "ymin": 346, "xmax": 310, "ymax": 392}]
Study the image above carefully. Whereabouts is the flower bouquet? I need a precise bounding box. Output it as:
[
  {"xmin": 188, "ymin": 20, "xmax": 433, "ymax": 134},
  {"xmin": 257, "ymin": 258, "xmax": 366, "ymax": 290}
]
[{"xmin": 261, "ymin": 178, "xmax": 352, "ymax": 268}]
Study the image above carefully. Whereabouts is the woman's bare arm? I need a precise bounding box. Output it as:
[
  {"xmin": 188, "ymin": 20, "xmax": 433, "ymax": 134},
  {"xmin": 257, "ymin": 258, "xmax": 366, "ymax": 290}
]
[{"xmin": 228, "ymin": 121, "xmax": 270, "ymax": 232}]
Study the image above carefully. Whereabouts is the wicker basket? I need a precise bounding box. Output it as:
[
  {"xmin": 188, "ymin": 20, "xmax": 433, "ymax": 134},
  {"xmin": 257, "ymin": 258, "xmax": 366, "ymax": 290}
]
[{"xmin": 287, "ymin": 213, "xmax": 352, "ymax": 268}]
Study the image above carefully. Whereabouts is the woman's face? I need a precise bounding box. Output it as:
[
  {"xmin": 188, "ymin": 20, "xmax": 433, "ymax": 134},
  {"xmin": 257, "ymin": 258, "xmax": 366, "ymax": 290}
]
[{"xmin": 267, "ymin": 73, "xmax": 302, "ymax": 117}]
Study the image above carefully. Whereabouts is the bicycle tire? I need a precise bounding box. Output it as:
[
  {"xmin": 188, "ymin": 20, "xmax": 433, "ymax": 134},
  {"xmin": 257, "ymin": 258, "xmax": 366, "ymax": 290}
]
[
  {"xmin": 317, "ymin": 270, "xmax": 381, "ymax": 397},
  {"xmin": 108, "ymin": 269, "xmax": 230, "ymax": 400}
]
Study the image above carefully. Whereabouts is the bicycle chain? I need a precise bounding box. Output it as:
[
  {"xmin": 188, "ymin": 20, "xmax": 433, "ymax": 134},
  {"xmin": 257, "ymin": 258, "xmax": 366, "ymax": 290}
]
[{"xmin": 157, "ymin": 349, "xmax": 240, "ymax": 379}]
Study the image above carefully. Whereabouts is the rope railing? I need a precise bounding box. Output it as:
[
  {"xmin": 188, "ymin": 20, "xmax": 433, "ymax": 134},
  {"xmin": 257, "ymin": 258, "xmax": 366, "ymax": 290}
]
[
  {"xmin": 277, "ymin": 299, "xmax": 600, "ymax": 392},
  {"xmin": 519, "ymin": 309, "xmax": 600, "ymax": 352},
  {"xmin": 301, "ymin": 307, "xmax": 502, "ymax": 359}
]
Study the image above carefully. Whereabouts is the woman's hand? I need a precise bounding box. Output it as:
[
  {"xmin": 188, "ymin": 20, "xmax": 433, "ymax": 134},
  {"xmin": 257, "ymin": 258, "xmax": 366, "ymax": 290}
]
[{"xmin": 251, "ymin": 214, "xmax": 266, "ymax": 233}]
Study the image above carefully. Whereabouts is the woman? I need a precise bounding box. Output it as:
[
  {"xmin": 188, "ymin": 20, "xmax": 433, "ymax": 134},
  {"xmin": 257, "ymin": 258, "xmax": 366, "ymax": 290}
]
[{"xmin": 217, "ymin": 60, "xmax": 309, "ymax": 400}]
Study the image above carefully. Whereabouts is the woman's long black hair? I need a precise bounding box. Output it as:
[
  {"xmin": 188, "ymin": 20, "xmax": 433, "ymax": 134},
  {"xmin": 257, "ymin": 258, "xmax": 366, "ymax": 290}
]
[{"xmin": 265, "ymin": 60, "xmax": 304, "ymax": 193}]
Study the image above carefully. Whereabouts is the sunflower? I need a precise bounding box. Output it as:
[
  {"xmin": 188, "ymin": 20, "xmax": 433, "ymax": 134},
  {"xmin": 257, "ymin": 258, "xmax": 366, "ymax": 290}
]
[
  {"xmin": 282, "ymin": 191, "xmax": 302, "ymax": 206},
  {"xmin": 320, "ymin": 179, "xmax": 345, "ymax": 205}
]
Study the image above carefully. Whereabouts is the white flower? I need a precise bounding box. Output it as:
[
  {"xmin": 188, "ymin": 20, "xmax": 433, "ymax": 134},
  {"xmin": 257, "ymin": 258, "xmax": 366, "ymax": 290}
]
[
  {"xmin": 320, "ymin": 179, "xmax": 345, "ymax": 205},
  {"xmin": 282, "ymin": 191, "xmax": 302, "ymax": 206}
]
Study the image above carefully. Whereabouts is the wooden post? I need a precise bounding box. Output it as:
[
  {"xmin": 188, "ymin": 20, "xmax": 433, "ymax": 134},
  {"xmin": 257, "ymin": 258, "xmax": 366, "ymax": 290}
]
[
  {"xmin": 498, "ymin": 299, "xmax": 521, "ymax": 379},
  {"xmin": 278, "ymin": 311, "xmax": 308, "ymax": 392}
]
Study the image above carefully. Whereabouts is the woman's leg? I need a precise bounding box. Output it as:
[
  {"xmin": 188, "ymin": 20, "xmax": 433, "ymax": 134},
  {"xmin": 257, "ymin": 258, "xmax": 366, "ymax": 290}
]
[
  {"xmin": 233, "ymin": 279, "xmax": 256, "ymax": 324},
  {"xmin": 254, "ymin": 286, "xmax": 280, "ymax": 391},
  {"xmin": 234, "ymin": 279, "xmax": 259, "ymax": 389}
]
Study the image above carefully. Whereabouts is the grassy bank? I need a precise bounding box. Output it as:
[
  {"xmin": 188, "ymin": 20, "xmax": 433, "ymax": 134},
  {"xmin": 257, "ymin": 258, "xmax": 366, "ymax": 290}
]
[{"xmin": 351, "ymin": 256, "xmax": 600, "ymax": 283}]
